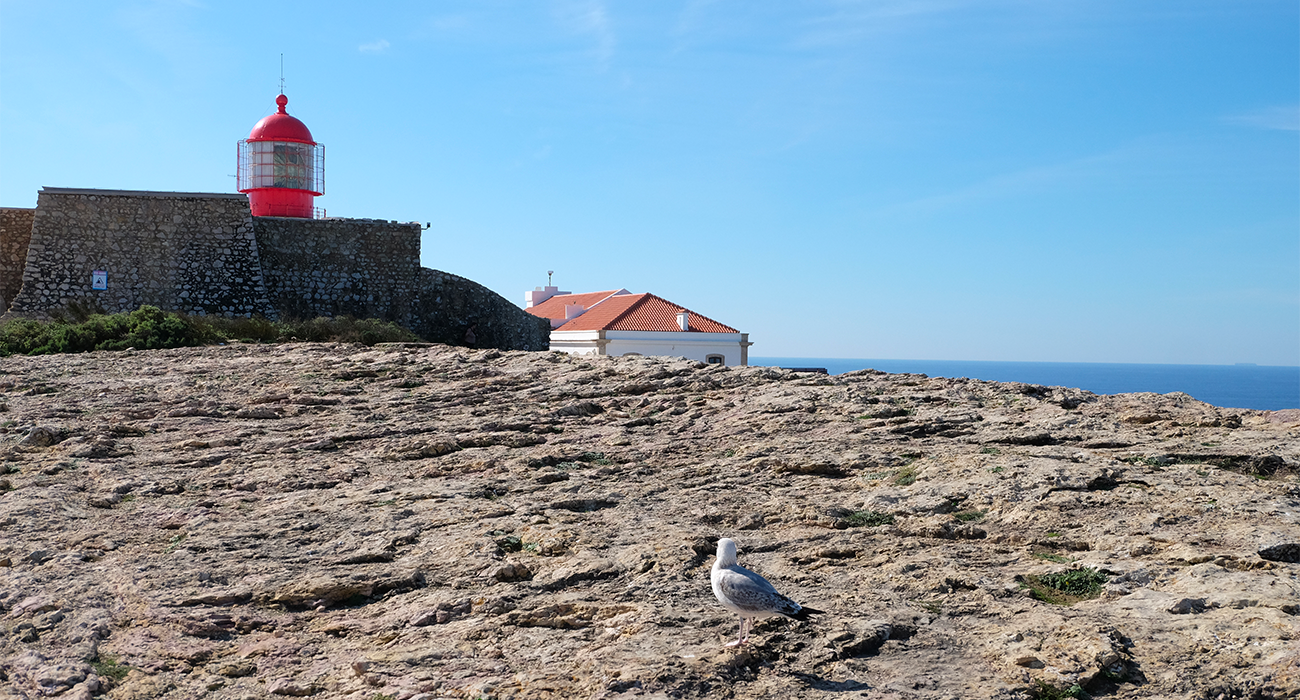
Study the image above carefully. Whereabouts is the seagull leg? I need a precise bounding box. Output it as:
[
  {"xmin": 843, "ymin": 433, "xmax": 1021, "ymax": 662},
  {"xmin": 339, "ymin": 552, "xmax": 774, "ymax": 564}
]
[{"xmin": 724, "ymin": 616, "xmax": 747, "ymax": 647}]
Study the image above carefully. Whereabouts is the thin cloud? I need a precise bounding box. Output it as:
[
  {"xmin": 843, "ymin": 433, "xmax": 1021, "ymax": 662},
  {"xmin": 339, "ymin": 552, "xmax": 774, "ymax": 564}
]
[
  {"xmin": 795, "ymin": 0, "xmax": 974, "ymax": 47},
  {"xmin": 668, "ymin": 0, "xmax": 726, "ymax": 55},
  {"xmin": 359, "ymin": 39, "xmax": 391, "ymax": 54},
  {"xmin": 1223, "ymin": 105, "xmax": 1300, "ymax": 132},
  {"xmin": 426, "ymin": 15, "xmax": 469, "ymax": 32},
  {"xmin": 880, "ymin": 147, "xmax": 1131, "ymax": 215},
  {"xmin": 551, "ymin": 0, "xmax": 615, "ymax": 68},
  {"xmin": 673, "ymin": 0, "xmax": 722, "ymax": 37}
]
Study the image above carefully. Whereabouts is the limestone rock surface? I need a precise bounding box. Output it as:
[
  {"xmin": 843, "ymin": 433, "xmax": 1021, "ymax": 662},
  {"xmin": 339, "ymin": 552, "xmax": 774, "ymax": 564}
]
[{"xmin": 0, "ymin": 343, "xmax": 1296, "ymax": 699}]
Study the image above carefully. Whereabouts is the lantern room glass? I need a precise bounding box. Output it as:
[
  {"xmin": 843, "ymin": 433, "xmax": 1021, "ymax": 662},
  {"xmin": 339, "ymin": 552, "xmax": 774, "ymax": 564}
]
[{"xmin": 237, "ymin": 140, "xmax": 325, "ymax": 195}]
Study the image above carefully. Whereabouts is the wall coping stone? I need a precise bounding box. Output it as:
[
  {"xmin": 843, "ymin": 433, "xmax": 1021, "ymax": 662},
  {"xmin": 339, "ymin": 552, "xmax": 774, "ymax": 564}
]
[{"xmin": 40, "ymin": 187, "xmax": 248, "ymax": 200}]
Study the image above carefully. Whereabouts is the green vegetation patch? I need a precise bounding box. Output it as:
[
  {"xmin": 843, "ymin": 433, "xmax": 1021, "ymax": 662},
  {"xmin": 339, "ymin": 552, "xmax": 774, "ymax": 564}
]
[
  {"xmin": 893, "ymin": 465, "xmax": 919, "ymax": 486},
  {"xmin": 1119, "ymin": 455, "xmax": 1166, "ymax": 468},
  {"xmin": 953, "ymin": 509, "xmax": 986, "ymax": 522},
  {"xmin": 1032, "ymin": 551, "xmax": 1071, "ymax": 564},
  {"xmin": 91, "ymin": 654, "xmax": 132, "ymax": 681},
  {"xmin": 1021, "ymin": 567, "xmax": 1107, "ymax": 605},
  {"xmin": 557, "ymin": 452, "xmax": 612, "ymax": 471},
  {"xmin": 842, "ymin": 510, "xmax": 894, "ymax": 527},
  {"xmin": 0, "ymin": 306, "xmax": 214, "ymax": 355},
  {"xmin": 495, "ymin": 535, "xmax": 523, "ymax": 552},
  {"xmin": 1028, "ymin": 679, "xmax": 1085, "ymax": 700},
  {"xmin": 0, "ymin": 305, "xmax": 422, "ymax": 357}
]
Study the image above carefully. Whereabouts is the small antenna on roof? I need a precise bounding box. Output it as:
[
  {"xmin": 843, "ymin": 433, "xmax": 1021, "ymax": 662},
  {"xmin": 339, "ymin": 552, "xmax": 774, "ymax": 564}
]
[
  {"xmin": 547, "ymin": 270, "xmax": 554, "ymax": 286},
  {"xmin": 279, "ymin": 53, "xmax": 285, "ymax": 94}
]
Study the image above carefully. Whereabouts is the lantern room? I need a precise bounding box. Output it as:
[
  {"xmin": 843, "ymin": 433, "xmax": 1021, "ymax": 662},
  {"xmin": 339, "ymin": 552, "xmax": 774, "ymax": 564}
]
[{"xmin": 237, "ymin": 94, "xmax": 324, "ymax": 218}]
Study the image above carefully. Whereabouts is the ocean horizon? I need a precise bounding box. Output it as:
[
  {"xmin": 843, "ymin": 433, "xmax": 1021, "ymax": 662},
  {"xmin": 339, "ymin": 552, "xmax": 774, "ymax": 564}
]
[{"xmin": 748, "ymin": 357, "xmax": 1300, "ymax": 412}]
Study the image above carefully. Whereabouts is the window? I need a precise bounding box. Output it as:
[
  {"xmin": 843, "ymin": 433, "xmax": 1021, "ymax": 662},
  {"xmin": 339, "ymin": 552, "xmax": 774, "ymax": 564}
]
[{"xmin": 706, "ymin": 354, "xmax": 725, "ymax": 365}]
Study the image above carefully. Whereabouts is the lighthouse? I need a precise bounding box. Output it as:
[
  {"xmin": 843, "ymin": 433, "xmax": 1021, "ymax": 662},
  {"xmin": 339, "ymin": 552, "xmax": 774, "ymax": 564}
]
[{"xmin": 237, "ymin": 94, "xmax": 324, "ymax": 218}]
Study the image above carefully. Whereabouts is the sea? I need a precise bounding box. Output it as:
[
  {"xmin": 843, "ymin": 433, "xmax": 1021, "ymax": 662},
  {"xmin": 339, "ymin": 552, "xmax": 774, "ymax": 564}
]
[{"xmin": 748, "ymin": 357, "xmax": 1300, "ymax": 412}]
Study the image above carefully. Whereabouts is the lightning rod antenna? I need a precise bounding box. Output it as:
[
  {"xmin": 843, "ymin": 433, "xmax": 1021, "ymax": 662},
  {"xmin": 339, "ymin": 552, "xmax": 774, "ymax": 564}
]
[{"xmin": 279, "ymin": 54, "xmax": 285, "ymax": 94}]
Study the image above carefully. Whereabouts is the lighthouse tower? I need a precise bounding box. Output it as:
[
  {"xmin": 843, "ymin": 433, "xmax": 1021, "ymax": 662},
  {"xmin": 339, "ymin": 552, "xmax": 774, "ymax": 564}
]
[{"xmin": 237, "ymin": 94, "xmax": 324, "ymax": 218}]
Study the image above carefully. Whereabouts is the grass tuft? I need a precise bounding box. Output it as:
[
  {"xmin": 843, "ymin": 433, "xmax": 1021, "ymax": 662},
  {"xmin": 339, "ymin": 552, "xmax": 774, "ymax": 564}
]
[
  {"xmin": 1028, "ymin": 679, "xmax": 1086, "ymax": 699},
  {"xmin": 1032, "ymin": 551, "xmax": 1071, "ymax": 564},
  {"xmin": 91, "ymin": 654, "xmax": 132, "ymax": 681},
  {"xmin": 842, "ymin": 510, "xmax": 894, "ymax": 527}
]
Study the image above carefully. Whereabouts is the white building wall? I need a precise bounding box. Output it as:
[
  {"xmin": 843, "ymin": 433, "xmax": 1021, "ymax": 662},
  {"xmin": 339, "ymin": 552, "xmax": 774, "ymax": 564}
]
[
  {"xmin": 548, "ymin": 330, "xmax": 606, "ymax": 356},
  {"xmin": 525, "ymin": 285, "xmax": 568, "ymax": 308},
  {"xmin": 548, "ymin": 330, "xmax": 749, "ymax": 366}
]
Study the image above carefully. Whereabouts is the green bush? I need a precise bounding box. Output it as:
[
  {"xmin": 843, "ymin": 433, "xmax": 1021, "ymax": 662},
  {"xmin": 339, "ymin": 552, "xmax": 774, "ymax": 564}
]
[
  {"xmin": 283, "ymin": 316, "xmax": 419, "ymax": 345},
  {"xmin": 207, "ymin": 315, "xmax": 282, "ymax": 343},
  {"xmin": 0, "ymin": 319, "xmax": 53, "ymax": 355},
  {"xmin": 0, "ymin": 306, "xmax": 422, "ymax": 357}
]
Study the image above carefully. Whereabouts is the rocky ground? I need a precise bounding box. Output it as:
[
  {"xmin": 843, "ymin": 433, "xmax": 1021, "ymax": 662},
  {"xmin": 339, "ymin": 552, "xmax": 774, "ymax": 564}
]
[{"xmin": 0, "ymin": 342, "xmax": 1296, "ymax": 700}]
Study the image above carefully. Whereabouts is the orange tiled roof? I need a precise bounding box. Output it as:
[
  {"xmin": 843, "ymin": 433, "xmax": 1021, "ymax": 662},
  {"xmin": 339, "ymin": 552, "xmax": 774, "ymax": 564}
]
[
  {"xmin": 525, "ymin": 290, "xmax": 627, "ymax": 320},
  {"xmin": 555, "ymin": 293, "xmax": 738, "ymax": 333}
]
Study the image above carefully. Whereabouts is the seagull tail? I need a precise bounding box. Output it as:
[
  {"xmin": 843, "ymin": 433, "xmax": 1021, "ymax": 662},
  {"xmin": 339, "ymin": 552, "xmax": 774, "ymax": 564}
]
[{"xmin": 790, "ymin": 605, "xmax": 824, "ymax": 621}]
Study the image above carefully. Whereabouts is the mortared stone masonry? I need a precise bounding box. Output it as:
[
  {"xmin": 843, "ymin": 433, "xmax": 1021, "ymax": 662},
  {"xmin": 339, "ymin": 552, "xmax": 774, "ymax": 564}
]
[{"xmin": 0, "ymin": 188, "xmax": 549, "ymax": 351}]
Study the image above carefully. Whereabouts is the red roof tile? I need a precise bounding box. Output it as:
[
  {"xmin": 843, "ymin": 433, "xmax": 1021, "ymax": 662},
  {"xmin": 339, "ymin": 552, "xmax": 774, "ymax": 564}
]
[
  {"xmin": 525, "ymin": 290, "xmax": 627, "ymax": 320},
  {"xmin": 555, "ymin": 293, "xmax": 738, "ymax": 333}
]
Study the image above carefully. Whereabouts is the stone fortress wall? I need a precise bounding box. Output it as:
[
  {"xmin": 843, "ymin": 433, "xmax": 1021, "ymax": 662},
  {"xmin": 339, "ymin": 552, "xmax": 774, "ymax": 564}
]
[
  {"xmin": 252, "ymin": 215, "xmax": 421, "ymax": 324},
  {"xmin": 0, "ymin": 207, "xmax": 37, "ymax": 311},
  {"xmin": 10, "ymin": 189, "xmax": 272, "ymax": 318},
  {"xmin": 0, "ymin": 188, "xmax": 550, "ymax": 351},
  {"xmin": 413, "ymin": 268, "xmax": 548, "ymax": 351}
]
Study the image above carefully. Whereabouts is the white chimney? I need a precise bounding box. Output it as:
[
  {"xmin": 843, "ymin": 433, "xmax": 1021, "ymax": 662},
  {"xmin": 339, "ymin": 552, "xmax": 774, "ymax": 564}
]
[
  {"xmin": 525, "ymin": 285, "xmax": 568, "ymax": 308},
  {"xmin": 565, "ymin": 304, "xmax": 586, "ymax": 320},
  {"xmin": 677, "ymin": 311, "xmax": 690, "ymax": 331}
]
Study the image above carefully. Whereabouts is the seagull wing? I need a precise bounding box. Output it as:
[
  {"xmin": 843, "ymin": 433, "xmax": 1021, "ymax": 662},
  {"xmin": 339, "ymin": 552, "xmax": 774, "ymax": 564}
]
[{"xmin": 716, "ymin": 564, "xmax": 801, "ymax": 616}]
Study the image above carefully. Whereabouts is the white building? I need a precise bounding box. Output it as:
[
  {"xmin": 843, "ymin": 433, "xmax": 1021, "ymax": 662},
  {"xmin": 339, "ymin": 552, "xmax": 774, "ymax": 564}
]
[{"xmin": 524, "ymin": 286, "xmax": 751, "ymax": 366}]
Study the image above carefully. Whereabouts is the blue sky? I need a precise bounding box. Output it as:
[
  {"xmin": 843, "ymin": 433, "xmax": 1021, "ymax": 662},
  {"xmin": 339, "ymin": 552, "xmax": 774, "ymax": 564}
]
[{"xmin": 2, "ymin": 1, "xmax": 1296, "ymax": 365}]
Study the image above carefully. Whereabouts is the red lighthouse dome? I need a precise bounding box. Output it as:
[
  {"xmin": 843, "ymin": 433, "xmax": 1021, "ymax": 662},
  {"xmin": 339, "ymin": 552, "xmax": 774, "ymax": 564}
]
[{"xmin": 237, "ymin": 94, "xmax": 324, "ymax": 218}]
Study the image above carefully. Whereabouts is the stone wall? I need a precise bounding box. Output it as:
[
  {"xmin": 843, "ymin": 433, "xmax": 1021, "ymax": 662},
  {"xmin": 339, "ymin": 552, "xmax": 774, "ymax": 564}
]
[
  {"xmin": 412, "ymin": 268, "xmax": 551, "ymax": 351},
  {"xmin": 10, "ymin": 189, "xmax": 272, "ymax": 318},
  {"xmin": 0, "ymin": 207, "xmax": 36, "ymax": 311},
  {"xmin": 5, "ymin": 187, "xmax": 549, "ymax": 351},
  {"xmin": 252, "ymin": 217, "xmax": 421, "ymax": 323}
]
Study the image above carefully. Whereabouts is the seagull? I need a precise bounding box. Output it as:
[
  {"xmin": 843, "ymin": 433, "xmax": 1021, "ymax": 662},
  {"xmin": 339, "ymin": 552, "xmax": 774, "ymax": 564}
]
[{"xmin": 710, "ymin": 537, "xmax": 823, "ymax": 647}]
